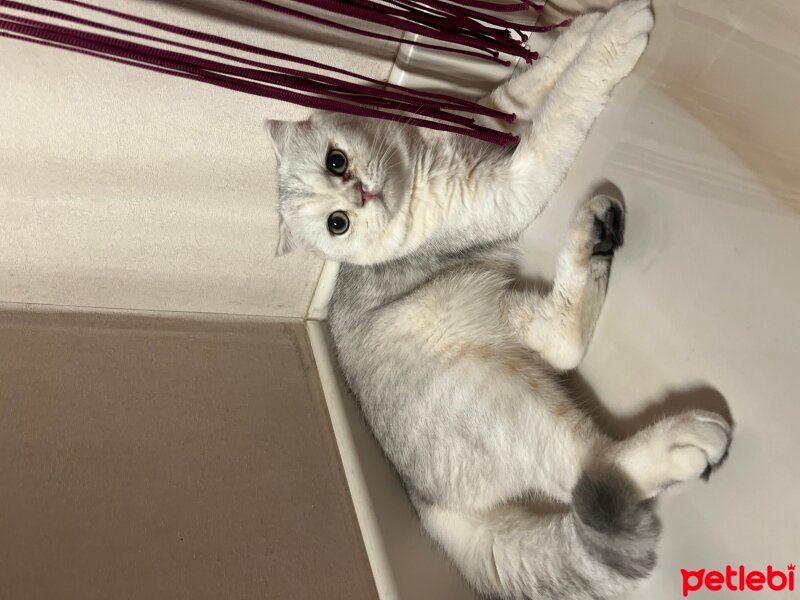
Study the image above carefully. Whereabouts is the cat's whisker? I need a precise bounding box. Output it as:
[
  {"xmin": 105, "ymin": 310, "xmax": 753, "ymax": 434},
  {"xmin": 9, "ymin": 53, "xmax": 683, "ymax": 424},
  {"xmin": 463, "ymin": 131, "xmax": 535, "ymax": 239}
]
[{"xmin": 381, "ymin": 149, "xmax": 400, "ymax": 170}]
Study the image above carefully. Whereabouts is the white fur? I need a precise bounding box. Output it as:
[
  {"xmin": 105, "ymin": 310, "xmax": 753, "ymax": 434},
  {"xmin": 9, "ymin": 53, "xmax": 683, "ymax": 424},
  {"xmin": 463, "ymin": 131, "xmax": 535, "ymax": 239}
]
[
  {"xmin": 268, "ymin": 2, "xmax": 655, "ymax": 266},
  {"xmin": 268, "ymin": 3, "xmax": 734, "ymax": 598}
]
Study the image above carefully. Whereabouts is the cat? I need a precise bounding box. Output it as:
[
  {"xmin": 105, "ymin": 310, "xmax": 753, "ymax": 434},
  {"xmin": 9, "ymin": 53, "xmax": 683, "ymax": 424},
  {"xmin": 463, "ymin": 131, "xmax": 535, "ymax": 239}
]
[{"xmin": 266, "ymin": 1, "xmax": 733, "ymax": 598}]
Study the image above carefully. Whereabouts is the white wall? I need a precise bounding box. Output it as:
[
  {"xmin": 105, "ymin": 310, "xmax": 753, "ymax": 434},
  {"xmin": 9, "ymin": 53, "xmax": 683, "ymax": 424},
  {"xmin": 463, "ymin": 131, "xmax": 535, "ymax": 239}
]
[{"xmin": 0, "ymin": 0, "xmax": 397, "ymax": 318}]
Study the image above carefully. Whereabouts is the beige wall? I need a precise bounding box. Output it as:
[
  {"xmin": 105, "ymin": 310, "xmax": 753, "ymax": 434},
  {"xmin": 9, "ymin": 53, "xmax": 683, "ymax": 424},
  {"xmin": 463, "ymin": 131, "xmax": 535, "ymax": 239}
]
[
  {"xmin": 0, "ymin": 0, "xmax": 397, "ymax": 318},
  {"xmin": 0, "ymin": 2, "xmax": 397, "ymax": 596},
  {"xmin": 0, "ymin": 309, "xmax": 377, "ymax": 600}
]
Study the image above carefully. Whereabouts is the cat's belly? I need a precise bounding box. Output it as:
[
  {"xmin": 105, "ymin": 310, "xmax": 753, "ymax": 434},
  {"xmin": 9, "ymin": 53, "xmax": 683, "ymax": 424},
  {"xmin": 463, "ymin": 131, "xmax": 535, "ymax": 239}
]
[
  {"xmin": 331, "ymin": 264, "xmax": 583, "ymax": 505},
  {"xmin": 337, "ymin": 311, "xmax": 574, "ymax": 507}
]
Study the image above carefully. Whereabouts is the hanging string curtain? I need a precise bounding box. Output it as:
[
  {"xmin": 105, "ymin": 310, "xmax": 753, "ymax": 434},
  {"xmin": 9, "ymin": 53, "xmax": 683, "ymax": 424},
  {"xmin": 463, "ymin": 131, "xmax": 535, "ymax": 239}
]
[
  {"xmin": 234, "ymin": 0, "xmax": 555, "ymax": 65},
  {"xmin": 0, "ymin": 0, "xmax": 567, "ymax": 145}
]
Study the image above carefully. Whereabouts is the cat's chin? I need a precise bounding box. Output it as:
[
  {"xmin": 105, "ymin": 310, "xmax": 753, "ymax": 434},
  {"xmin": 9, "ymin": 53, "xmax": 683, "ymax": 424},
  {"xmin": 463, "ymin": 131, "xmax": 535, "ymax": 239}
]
[{"xmin": 334, "ymin": 244, "xmax": 400, "ymax": 266}]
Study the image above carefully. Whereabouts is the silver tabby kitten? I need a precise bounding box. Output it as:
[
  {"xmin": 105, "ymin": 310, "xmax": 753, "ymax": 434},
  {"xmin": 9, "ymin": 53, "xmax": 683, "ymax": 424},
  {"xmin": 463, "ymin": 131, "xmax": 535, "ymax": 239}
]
[{"xmin": 268, "ymin": 2, "xmax": 733, "ymax": 598}]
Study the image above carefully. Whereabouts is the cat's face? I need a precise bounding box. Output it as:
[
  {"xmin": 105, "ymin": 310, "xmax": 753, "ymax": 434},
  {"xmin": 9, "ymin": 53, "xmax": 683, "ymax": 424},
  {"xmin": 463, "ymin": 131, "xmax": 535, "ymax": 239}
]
[{"xmin": 268, "ymin": 113, "xmax": 415, "ymax": 264}]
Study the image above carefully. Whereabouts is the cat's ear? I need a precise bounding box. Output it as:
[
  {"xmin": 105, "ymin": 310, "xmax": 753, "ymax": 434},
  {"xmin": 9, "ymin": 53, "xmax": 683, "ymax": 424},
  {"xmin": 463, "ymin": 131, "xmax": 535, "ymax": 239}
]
[
  {"xmin": 266, "ymin": 120, "xmax": 300, "ymax": 161},
  {"xmin": 275, "ymin": 214, "xmax": 303, "ymax": 256}
]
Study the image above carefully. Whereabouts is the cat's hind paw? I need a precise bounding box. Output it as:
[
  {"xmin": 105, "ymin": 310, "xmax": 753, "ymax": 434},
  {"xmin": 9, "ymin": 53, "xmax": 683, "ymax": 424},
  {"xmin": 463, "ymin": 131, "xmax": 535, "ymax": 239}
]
[
  {"xmin": 668, "ymin": 410, "xmax": 733, "ymax": 483},
  {"xmin": 568, "ymin": 195, "xmax": 626, "ymax": 267},
  {"xmin": 589, "ymin": 195, "xmax": 624, "ymax": 257},
  {"xmin": 618, "ymin": 410, "xmax": 733, "ymax": 498}
]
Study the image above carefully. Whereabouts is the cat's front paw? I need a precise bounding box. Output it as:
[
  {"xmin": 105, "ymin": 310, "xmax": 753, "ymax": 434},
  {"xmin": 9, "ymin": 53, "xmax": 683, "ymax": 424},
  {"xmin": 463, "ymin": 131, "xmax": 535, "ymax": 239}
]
[{"xmin": 589, "ymin": 0, "xmax": 654, "ymax": 78}]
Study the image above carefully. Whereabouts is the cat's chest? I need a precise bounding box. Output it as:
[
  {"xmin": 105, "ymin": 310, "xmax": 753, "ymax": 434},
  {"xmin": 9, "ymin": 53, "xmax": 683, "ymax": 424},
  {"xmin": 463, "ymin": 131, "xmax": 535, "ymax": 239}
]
[{"xmin": 375, "ymin": 267, "xmax": 514, "ymax": 353}]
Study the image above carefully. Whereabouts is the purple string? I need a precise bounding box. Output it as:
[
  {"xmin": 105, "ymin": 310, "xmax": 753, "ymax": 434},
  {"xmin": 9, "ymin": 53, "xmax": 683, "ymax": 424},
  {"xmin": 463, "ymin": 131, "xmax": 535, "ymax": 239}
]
[
  {"xmin": 447, "ymin": 0, "xmax": 541, "ymax": 11},
  {"xmin": 0, "ymin": 16, "xmax": 518, "ymax": 145},
  {"xmin": 38, "ymin": 0, "xmax": 512, "ymax": 111},
  {"xmin": 5, "ymin": 14, "xmax": 488, "ymax": 126},
  {"xmin": 339, "ymin": 0, "xmax": 530, "ymax": 48},
  {"xmin": 234, "ymin": 0, "xmax": 520, "ymax": 65},
  {"xmin": 1, "ymin": 32, "xmax": 517, "ymax": 145},
  {"xmin": 273, "ymin": 0, "xmax": 537, "ymax": 60},
  {"xmin": 0, "ymin": 0, "xmax": 549, "ymax": 145},
  {"xmin": 0, "ymin": 1, "xmax": 513, "ymax": 121}
]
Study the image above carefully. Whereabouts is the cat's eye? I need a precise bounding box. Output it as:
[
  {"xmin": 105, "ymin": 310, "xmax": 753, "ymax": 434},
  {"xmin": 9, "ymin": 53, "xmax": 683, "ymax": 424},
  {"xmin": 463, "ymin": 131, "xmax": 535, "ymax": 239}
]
[
  {"xmin": 327, "ymin": 211, "xmax": 350, "ymax": 235},
  {"xmin": 326, "ymin": 149, "xmax": 348, "ymax": 176}
]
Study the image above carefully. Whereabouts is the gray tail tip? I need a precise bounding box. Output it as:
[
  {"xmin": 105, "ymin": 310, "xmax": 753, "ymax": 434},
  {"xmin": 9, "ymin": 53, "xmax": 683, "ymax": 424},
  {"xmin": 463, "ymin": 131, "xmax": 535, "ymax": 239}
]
[{"xmin": 572, "ymin": 466, "xmax": 661, "ymax": 580}]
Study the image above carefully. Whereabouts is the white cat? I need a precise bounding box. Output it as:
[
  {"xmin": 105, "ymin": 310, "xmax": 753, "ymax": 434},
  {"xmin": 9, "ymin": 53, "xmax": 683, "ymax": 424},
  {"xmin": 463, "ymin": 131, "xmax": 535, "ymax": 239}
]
[{"xmin": 268, "ymin": 2, "xmax": 733, "ymax": 598}]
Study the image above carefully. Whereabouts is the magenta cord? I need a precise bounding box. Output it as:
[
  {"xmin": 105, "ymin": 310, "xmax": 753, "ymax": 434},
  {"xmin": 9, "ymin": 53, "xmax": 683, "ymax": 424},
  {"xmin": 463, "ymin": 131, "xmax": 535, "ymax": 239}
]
[
  {"xmin": 0, "ymin": 3, "xmax": 512, "ymax": 121},
  {"xmin": 0, "ymin": 0, "xmax": 572, "ymax": 145}
]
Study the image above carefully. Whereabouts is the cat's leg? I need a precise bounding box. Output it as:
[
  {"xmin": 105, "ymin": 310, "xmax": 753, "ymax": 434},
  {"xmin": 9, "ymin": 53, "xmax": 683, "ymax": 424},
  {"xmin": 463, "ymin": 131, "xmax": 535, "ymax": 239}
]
[
  {"xmin": 477, "ymin": 11, "xmax": 603, "ymax": 125},
  {"xmin": 608, "ymin": 410, "xmax": 733, "ymax": 499},
  {"xmin": 458, "ymin": 1, "xmax": 652, "ymax": 246},
  {"xmin": 510, "ymin": 0, "xmax": 654, "ymax": 196},
  {"xmin": 504, "ymin": 194, "xmax": 623, "ymax": 370},
  {"xmin": 412, "ymin": 410, "xmax": 731, "ymax": 600},
  {"xmin": 415, "ymin": 468, "xmax": 660, "ymax": 600}
]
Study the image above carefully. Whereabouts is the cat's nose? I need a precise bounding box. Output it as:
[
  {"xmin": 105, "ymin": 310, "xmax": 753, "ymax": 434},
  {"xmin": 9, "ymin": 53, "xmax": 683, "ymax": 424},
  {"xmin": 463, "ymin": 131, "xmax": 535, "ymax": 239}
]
[{"xmin": 360, "ymin": 185, "xmax": 382, "ymax": 205}]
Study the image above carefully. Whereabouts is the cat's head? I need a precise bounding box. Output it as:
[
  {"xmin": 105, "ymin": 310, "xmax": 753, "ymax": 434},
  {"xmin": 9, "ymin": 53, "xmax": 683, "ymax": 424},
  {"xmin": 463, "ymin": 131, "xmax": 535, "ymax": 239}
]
[{"xmin": 268, "ymin": 113, "xmax": 417, "ymax": 265}]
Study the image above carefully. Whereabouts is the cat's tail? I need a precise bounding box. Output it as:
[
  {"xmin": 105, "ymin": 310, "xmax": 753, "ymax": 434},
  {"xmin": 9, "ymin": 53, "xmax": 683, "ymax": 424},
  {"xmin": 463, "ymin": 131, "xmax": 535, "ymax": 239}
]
[{"xmin": 414, "ymin": 466, "xmax": 661, "ymax": 600}]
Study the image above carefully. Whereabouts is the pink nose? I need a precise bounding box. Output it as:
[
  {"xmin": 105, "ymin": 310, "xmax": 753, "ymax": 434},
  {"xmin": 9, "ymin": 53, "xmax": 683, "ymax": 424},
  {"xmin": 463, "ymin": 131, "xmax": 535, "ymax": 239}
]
[{"xmin": 361, "ymin": 186, "xmax": 380, "ymax": 204}]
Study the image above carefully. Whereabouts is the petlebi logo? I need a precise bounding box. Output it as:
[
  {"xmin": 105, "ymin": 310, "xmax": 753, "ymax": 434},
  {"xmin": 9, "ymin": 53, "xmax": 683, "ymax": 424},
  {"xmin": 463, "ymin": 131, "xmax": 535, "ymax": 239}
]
[{"xmin": 681, "ymin": 564, "xmax": 795, "ymax": 596}]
